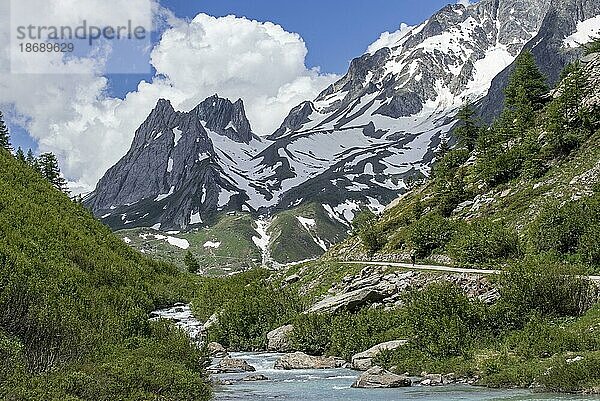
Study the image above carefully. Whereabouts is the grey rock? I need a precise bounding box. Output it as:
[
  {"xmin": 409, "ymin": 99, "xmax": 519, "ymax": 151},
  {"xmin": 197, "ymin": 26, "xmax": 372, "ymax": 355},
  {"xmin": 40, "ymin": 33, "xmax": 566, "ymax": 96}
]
[
  {"xmin": 267, "ymin": 324, "xmax": 294, "ymax": 352},
  {"xmin": 307, "ymin": 287, "xmax": 388, "ymax": 314},
  {"xmin": 242, "ymin": 374, "xmax": 269, "ymax": 381},
  {"xmin": 274, "ymin": 352, "xmax": 346, "ymax": 370},
  {"xmin": 209, "ymin": 358, "xmax": 256, "ymax": 374},
  {"xmin": 351, "ymin": 340, "xmax": 409, "ymax": 371},
  {"xmin": 351, "ymin": 366, "xmax": 412, "ymax": 388},
  {"xmin": 284, "ymin": 274, "xmax": 301, "ymax": 284},
  {"xmin": 207, "ymin": 342, "xmax": 228, "ymax": 358}
]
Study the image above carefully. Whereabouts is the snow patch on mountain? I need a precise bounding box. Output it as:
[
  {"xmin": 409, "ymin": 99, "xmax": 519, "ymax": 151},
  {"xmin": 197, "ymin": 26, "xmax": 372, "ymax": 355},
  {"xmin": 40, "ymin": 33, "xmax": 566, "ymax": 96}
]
[
  {"xmin": 252, "ymin": 219, "xmax": 272, "ymax": 266},
  {"xmin": 564, "ymin": 15, "xmax": 600, "ymax": 49},
  {"xmin": 154, "ymin": 186, "xmax": 175, "ymax": 202}
]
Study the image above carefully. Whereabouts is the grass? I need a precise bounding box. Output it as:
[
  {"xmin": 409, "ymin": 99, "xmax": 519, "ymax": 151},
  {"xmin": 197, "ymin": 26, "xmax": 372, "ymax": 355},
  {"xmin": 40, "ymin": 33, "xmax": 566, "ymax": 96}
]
[{"xmin": 117, "ymin": 212, "xmax": 262, "ymax": 275}]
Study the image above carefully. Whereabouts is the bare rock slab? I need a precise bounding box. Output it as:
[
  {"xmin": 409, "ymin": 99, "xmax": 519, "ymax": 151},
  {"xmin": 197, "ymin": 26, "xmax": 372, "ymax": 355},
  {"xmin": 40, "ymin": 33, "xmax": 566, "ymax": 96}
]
[{"xmin": 267, "ymin": 324, "xmax": 294, "ymax": 352}]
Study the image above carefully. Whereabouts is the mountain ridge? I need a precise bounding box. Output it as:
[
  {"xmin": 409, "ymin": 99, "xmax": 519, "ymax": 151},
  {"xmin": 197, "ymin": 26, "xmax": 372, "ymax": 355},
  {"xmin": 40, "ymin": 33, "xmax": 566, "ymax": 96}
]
[{"xmin": 86, "ymin": 0, "xmax": 600, "ymax": 240}]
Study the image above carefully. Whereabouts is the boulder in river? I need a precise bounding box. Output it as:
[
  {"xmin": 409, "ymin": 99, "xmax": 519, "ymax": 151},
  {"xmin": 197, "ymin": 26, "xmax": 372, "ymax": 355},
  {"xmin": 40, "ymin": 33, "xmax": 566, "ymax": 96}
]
[
  {"xmin": 207, "ymin": 342, "xmax": 228, "ymax": 358},
  {"xmin": 243, "ymin": 374, "xmax": 269, "ymax": 381},
  {"xmin": 209, "ymin": 357, "xmax": 256, "ymax": 374},
  {"xmin": 351, "ymin": 366, "xmax": 411, "ymax": 388},
  {"xmin": 351, "ymin": 340, "xmax": 408, "ymax": 371},
  {"xmin": 267, "ymin": 325, "xmax": 294, "ymax": 352},
  {"xmin": 274, "ymin": 352, "xmax": 346, "ymax": 370}
]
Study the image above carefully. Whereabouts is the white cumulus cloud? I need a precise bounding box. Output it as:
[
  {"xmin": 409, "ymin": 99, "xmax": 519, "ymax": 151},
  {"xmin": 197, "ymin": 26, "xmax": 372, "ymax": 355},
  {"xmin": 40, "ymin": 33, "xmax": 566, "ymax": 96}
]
[
  {"xmin": 0, "ymin": 5, "xmax": 338, "ymax": 194},
  {"xmin": 367, "ymin": 23, "xmax": 413, "ymax": 54}
]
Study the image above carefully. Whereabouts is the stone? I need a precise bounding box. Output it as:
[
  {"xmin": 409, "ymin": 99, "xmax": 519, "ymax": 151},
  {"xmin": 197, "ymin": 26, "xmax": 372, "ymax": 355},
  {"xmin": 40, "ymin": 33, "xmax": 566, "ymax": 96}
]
[
  {"xmin": 207, "ymin": 342, "xmax": 228, "ymax": 358},
  {"xmin": 274, "ymin": 352, "xmax": 346, "ymax": 370},
  {"xmin": 420, "ymin": 373, "xmax": 443, "ymax": 386},
  {"xmin": 267, "ymin": 324, "xmax": 294, "ymax": 352},
  {"xmin": 351, "ymin": 366, "xmax": 412, "ymax": 388},
  {"xmin": 284, "ymin": 274, "xmax": 301, "ymax": 284},
  {"xmin": 203, "ymin": 313, "xmax": 219, "ymax": 332},
  {"xmin": 242, "ymin": 374, "xmax": 269, "ymax": 382},
  {"xmin": 209, "ymin": 358, "xmax": 256, "ymax": 374},
  {"xmin": 307, "ymin": 287, "xmax": 387, "ymax": 314},
  {"xmin": 351, "ymin": 340, "xmax": 409, "ymax": 371}
]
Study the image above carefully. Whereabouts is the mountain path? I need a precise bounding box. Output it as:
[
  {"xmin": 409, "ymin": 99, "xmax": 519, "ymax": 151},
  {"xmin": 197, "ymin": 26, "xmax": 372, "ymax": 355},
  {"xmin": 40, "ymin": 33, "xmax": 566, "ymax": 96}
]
[{"xmin": 343, "ymin": 261, "xmax": 600, "ymax": 283}]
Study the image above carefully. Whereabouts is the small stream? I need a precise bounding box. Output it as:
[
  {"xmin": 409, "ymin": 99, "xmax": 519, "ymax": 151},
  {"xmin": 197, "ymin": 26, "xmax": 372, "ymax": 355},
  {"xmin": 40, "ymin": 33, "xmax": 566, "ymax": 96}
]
[{"xmin": 151, "ymin": 306, "xmax": 599, "ymax": 401}]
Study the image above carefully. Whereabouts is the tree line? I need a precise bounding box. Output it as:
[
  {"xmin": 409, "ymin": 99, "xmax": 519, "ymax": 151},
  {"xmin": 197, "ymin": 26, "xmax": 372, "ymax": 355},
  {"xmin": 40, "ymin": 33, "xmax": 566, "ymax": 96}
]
[{"xmin": 0, "ymin": 111, "xmax": 70, "ymax": 194}]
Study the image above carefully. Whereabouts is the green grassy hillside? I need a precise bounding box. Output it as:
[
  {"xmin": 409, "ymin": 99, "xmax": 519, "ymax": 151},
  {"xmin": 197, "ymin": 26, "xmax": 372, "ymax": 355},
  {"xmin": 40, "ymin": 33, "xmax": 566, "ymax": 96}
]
[
  {"xmin": 268, "ymin": 202, "xmax": 348, "ymax": 264},
  {"xmin": 117, "ymin": 213, "xmax": 262, "ymax": 275},
  {"xmin": 0, "ymin": 150, "xmax": 210, "ymax": 400},
  {"xmin": 117, "ymin": 202, "xmax": 350, "ymax": 272}
]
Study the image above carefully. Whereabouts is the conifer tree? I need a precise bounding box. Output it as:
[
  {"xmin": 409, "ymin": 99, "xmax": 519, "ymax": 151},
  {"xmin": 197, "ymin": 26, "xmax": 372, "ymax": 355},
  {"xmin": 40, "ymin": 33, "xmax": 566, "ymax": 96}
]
[
  {"xmin": 184, "ymin": 251, "xmax": 201, "ymax": 274},
  {"xmin": 453, "ymin": 103, "xmax": 480, "ymax": 151},
  {"xmin": 15, "ymin": 147, "xmax": 26, "ymax": 163},
  {"xmin": 25, "ymin": 149, "xmax": 38, "ymax": 169},
  {"xmin": 546, "ymin": 61, "xmax": 590, "ymax": 154},
  {"xmin": 37, "ymin": 152, "xmax": 70, "ymax": 194},
  {"xmin": 0, "ymin": 111, "xmax": 12, "ymax": 152},
  {"xmin": 504, "ymin": 50, "xmax": 548, "ymax": 125}
]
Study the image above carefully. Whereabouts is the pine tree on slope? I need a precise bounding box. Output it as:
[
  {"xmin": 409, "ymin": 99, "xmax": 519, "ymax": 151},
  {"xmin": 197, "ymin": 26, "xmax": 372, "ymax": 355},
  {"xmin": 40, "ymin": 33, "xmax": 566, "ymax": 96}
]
[
  {"xmin": 0, "ymin": 111, "xmax": 12, "ymax": 152},
  {"xmin": 37, "ymin": 152, "xmax": 70, "ymax": 194}
]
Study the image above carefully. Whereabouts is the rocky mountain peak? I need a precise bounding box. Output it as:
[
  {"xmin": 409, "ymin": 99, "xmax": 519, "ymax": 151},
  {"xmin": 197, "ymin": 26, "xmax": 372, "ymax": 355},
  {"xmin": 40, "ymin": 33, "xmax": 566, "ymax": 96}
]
[{"xmin": 192, "ymin": 95, "xmax": 253, "ymax": 144}]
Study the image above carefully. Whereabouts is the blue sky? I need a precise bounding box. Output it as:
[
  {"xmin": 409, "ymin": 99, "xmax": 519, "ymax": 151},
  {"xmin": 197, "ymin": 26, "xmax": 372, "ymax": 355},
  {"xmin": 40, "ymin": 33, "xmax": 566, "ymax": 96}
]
[{"xmin": 10, "ymin": 0, "xmax": 455, "ymax": 154}]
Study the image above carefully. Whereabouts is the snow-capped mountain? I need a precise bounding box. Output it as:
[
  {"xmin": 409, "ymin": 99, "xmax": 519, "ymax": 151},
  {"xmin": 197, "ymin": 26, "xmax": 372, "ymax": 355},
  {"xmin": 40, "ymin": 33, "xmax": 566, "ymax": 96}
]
[
  {"xmin": 256, "ymin": 0, "xmax": 600, "ymax": 212},
  {"xmin": 87, "ymin": 0, "xmax": 600, "ymax": 232},
  {"xmin": 84, "ymin": 96, "xmax": 269, "ymax": 230}
]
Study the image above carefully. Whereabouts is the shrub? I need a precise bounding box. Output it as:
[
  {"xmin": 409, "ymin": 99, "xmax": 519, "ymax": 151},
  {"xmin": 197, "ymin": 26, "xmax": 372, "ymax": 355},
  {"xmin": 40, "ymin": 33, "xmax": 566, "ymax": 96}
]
[
  {"xmin": 207, "ymin": 278, "xmax": 305, "ymax": 351},
  {"xmin": 290, "ymin": 309, "xmax": 407, "ymax": 361},
  {"xmin": 408, "ymin": 214, "xmax": 457, "ymax": 258},
  {"xmin": 496, "ymin": 257, "xmax": 598, "ymax": 328},
  {"xmin": 448, "ymin": 219, "xmax": 521, "ymax": 265},
  {"xmin": 403, "ymin": 283, "xmax": 485, "ymax": 358}
]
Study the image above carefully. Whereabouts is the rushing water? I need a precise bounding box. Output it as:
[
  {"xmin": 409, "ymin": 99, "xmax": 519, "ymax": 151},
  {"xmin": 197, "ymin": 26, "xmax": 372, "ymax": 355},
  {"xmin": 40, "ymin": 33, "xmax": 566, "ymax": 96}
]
[
  {"xmin": 150, "ymin": 306, "xmax": 598, "ymax": 401},
  {"xmin": 213, "ymin": 353, "xmax": 600, "ymax": 401}
]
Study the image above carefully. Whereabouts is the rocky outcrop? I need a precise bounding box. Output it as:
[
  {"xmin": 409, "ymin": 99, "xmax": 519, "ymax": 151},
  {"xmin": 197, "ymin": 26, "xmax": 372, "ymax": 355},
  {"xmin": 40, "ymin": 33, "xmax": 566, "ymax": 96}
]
[
  {"xmin": 267, "ymin": 325, "xmax": 294, "ymax": 352},
  {"xmin": 351, "ymin": 340, "xmax": 408, "ymax": 371},
  {"xmin": 307, "ymin": 287, "xmax": 388, "ymax": 314},
  {"xmin": 274, "ymin": 352, "xmax": 346, "ymax": 370},
  {"xmin": 306, "ymin": 265, "xmax": 500, "ymax": 314},
  {"xmin": 209, "ymin": 358, "xmax": 256, "ymax": 374},
  {"xmin": 351, "ymin": 366, "xmax": 411, "ymax": 388},
  {"xmin": 85, "ymin": 95, "xmax": 261, "ymax": 231},
  {"xmin": 192, "ymin": 95, "xmax": 253, "ymax": 143},
  {"xmin": 269, "ymin": 101, "xmax": 316, "ymax": 140},
  {"xmin": 207, "ymin": 342, "xmax": 228, "ymax": 358}
]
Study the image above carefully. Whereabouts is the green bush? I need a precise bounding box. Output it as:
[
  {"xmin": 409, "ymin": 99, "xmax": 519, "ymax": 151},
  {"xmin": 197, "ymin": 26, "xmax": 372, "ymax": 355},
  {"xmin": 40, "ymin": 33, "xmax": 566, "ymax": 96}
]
[
  {"xmin": 408, "ymin": 213, "xmax": 457, "ymax": 258},
  {"xmin": 404, "ymin": 283, "xmax": 485, "ymax": 358},
  {"xmin": 538, "ymin": 352, "xmax": 600, "ymax": 393},
  {"xmin": 206, "ymin": 275, "xmax": 305, "ymax": 351},
  {"xmin": 495, "ymin": 257, "xmax": 598, "ymax": 328},
  {"xmin": 448, "ymin": 219, "xmax": 521, "ymax": 265},
  {"xmin": 291, "ymin": 308, "xmax": 407, "ymax": 361}
]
